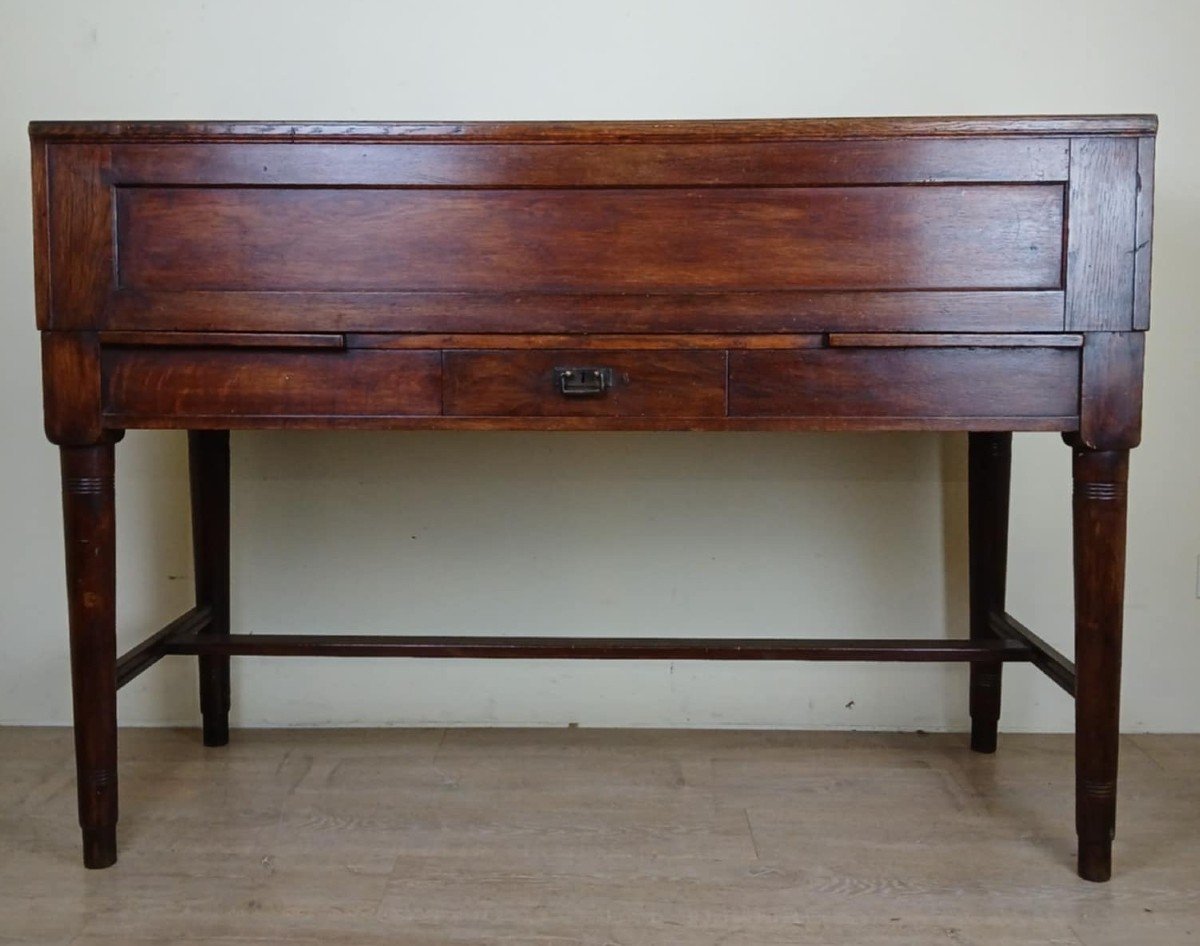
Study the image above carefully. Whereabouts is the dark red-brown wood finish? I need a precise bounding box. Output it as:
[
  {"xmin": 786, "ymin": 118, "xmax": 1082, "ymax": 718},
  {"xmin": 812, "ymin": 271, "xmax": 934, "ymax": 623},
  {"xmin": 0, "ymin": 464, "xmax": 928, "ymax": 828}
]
[
  {"xmin": 968, "ymin": 431, "xmax": 1012, "ymax": 755},
  {"xmin": 31, "ymin": 116, "xmax": 1156, "ymax": 880}
]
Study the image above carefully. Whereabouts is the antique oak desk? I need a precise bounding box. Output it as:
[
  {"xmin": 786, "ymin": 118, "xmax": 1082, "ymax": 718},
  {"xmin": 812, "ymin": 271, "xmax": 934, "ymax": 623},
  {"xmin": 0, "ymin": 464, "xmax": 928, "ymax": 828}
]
[{"xmin": 31, "ymin": 116, "xmax": 1156, "ymax": 880}]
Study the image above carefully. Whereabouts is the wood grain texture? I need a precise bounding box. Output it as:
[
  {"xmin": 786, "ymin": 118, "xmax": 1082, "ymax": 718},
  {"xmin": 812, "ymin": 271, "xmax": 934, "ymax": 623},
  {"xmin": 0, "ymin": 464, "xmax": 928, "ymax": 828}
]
[
  {"xmin": 30, "ymin": 137, "xmax": 51, "ymax": 329},
  {"xmin": 100, "ymin": 331, "xmax": 345, "ymax": 349},
  {"xmin": 103, "ymin": 349, "xmax": 441, "ymax": 419},
  {"xmin": 1066, "ymin": 138, "xmax": 1139, "ymax": 331},
  {"xmin": 46, "ymin": 144, "xmax": 114, "ymax": 329},
  {"xmin": 348, "ymin": 333, "xmax": 826, "ymax": 350},
  {"xmin": 1079, "ymin": 331, "xmax": 1145, "ymax": 450},
  {"xmin": 105, "ymin": 139, "xmax": 1070, "ymax": 186},
  {"xmin": 729, "ymin": 348, "xmax": 1079, "ymax": 418},
  {"xmin": 1134, "ymin": 136, "xmax": 1156, "ymax": 330},
  {"xmin": 41, "ymin": 331, "xmax": 105, "ymax": 445},
  {"xmin": 29, "ymin": 114, "xmax": 1158, "ymax": 141},
  {"xmin": 828, "ymin": 333, "xmax": 1081, "ymax": 348},
  {"xmin": 444, "ymin": 350, "xmax": 726, "ymax": 417},
  {"xmin": 104, "ymin": 288, "xmax": 1069, "ymax": 334},
  {"xmin": 116, "ymin": 185, "xmax": 1064, "ymax": 293}
]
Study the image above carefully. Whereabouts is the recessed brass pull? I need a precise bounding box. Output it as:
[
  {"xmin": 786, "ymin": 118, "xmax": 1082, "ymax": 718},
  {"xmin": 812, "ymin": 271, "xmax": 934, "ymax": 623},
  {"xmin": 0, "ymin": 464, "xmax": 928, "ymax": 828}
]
[{"xmin": 554, "ymin": 366, "xmax": 613, "ymax": 396}]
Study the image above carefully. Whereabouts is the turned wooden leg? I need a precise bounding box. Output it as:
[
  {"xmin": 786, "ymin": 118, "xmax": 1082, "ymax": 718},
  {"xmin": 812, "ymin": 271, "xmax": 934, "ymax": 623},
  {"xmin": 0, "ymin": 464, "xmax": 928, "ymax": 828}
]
[
  {"xmin": 61, "ymin": 443, "xmax": 118, "ymax": 868},
  {"xmin": 967, "ymin": 432, "xmax": 1011, "ymax": 753},
  {"xmin": 1071, "ymin": 444, "xmax": 1129, "ymax": 882},
  {"xmin": 189, "ymin": 431, "xmax": 232, "ymax": 747}
]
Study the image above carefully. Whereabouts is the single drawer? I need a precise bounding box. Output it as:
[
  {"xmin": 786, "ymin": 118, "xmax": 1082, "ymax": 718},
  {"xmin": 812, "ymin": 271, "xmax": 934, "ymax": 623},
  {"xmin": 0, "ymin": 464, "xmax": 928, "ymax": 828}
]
[
  {"xmin": 443, "ymin": 350, "xmax": 727, "ymax": 417},
  {"xmin": 729, "ymin": 347, "xmax": 1080, "ymax": 418},
  {"xmin": 103, "ymin": 347, "xmax": 441, "ymax": 419}
]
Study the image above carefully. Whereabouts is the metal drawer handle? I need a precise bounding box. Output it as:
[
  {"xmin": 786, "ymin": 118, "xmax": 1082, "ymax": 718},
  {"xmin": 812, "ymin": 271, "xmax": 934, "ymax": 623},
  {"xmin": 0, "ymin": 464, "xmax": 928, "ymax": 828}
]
[{"xmin": 554, "ymin": 366, "xmax": 613, "ymax": 397}]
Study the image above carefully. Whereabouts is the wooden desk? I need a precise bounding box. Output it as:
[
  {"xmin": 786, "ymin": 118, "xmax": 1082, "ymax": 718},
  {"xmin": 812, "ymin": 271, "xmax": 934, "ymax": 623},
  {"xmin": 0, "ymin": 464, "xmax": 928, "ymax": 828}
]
[{"xmin": 31, "ymin": 116, "xmax": 1156, "ymax": 880}]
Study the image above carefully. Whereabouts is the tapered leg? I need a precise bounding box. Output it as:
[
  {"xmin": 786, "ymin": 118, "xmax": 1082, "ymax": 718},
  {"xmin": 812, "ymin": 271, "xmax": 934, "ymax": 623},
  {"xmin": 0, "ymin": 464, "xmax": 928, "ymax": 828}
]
[
  {"xmin": 61, "ymin": 444, "xmax": 118, "ymax": 868},
  {"xmin": 189, "ymin": 431, "xmax": 231, "ymax": 747},
  {"xmin": 968, "ymin": 432, "xmax": 1011, "ymax": 753},
  {"xmin": 1071, "ymin": 444, "xmax": 1129, "ymax": 882}
]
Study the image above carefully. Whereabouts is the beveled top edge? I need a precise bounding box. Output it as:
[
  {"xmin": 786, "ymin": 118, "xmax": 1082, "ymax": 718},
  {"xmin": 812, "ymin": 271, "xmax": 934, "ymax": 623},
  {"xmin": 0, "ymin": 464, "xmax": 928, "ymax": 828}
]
[{"xmin": 28, "ymin": 115, "xmax": 1158, "ymax": 143}]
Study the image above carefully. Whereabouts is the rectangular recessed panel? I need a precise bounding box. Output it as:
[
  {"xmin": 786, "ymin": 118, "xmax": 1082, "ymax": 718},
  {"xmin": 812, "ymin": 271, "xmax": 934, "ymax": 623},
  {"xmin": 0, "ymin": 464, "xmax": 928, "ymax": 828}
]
[
  {"xmin": 117, "ymin": 185, "xmax": 1064, "ymax": 293},
  {"xmin": 729, "ymin": 348, "xmax": 1079, "ymax": 418}
]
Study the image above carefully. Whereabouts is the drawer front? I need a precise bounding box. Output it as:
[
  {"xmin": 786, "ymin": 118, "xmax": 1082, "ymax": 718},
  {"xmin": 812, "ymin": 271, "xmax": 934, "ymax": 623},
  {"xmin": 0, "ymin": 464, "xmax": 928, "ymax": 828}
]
[
  {"xmin": 103, "ymin": 348, "xmax": 441, "ymax": 419},
  {"xmin": 728, "ymin": 348, "xmax": 1080, "ymax": 418},
  {"xmin": 444, "ymin": 350, "xmax": 727, "ymax": 417}
]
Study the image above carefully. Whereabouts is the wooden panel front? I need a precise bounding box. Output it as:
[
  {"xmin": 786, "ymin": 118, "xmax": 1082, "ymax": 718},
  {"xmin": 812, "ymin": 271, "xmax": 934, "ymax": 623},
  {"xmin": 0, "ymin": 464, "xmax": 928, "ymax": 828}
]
[
  {"xmin": 103, "ymin": 348, "xmax": 441, "ymax": 419},
  {"xmin": 444, "ymin": 350, "xmax": 726, "ymax": 417},
  {"xmin": 116, "ymin": 185, "xmax": 1063, "ymax": 294},
  {"xmin": 729, "ymin": 348, "xmax": 1080, "ymax": 418}
]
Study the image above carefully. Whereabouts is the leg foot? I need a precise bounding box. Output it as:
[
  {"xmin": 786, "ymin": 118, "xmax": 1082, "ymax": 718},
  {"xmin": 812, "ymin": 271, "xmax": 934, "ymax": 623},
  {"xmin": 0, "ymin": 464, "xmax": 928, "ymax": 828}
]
[
  {"xmin": 202, "ymin": 712, "xmax": 230, "ymax": 748},
  {"xmin": 82, "ymin": 824, "xmax": 118, "ymax": 869},
  {"xmin": 969, "ymin": 696, "xmax": 999, "ymax": 754},
  {"xmin": 1078, "ymin": 839, "xmax": 1113, "ymax": 883}
]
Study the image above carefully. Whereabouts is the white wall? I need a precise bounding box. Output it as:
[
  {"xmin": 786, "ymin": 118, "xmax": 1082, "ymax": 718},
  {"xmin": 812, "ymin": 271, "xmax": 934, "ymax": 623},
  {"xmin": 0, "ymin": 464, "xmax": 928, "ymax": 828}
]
[{"xmin": 1, "ymin": 0, "xmax": 1197, "ymax": 732}]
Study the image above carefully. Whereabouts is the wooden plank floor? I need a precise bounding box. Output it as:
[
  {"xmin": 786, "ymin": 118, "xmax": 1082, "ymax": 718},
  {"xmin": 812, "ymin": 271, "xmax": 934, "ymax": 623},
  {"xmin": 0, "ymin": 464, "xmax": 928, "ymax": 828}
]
[{"xmin": 1, "ymin": 727, "xmax": 1198, "ymax": 945}]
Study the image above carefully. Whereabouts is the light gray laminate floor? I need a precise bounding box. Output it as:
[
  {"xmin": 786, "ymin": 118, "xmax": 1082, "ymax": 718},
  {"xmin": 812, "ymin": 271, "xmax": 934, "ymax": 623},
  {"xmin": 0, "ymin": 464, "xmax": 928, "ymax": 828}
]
[{"xmin": 1, "ymin": 727, "xmax": 1197, "ymax": 945}]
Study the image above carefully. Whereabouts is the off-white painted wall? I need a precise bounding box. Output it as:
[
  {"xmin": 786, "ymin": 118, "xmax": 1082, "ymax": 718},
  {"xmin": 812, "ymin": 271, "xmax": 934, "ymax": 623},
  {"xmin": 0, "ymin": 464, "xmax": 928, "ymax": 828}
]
[{"xmin": 1, "ymin": 0, "xmax": 1197, "ymax": 732}]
